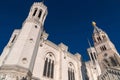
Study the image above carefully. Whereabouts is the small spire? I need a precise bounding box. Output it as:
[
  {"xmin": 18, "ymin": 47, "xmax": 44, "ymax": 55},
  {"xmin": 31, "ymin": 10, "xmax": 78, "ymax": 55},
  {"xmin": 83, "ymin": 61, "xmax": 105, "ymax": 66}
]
[
  {"xmin": 92, "ymin": 21, "xmax": 97, "ymax": 27},
  {"xmin": 87, "ymin": 39, "xmax": 92, "ymax": 48},
  {"xmin": 92, "ymin": 21, "xmax": 102, "ymax": 33}
]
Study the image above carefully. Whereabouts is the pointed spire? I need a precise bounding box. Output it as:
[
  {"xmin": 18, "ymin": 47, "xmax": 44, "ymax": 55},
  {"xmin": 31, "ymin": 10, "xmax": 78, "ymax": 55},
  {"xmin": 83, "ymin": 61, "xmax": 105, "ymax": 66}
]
[
  {"xmin": 88, "ymin": 39, "xmax": 92, "ymax": 48},
  {"xmin": 92, "ymin": 21, "xmax": 102, "ymax": 33}
]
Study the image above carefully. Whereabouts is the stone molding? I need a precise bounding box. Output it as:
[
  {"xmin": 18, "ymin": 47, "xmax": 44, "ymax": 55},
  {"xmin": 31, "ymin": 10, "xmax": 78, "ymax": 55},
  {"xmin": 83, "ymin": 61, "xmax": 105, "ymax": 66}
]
[{"xmin": 0, "ymin": 65, "xmax": 32, "ymax": 77}]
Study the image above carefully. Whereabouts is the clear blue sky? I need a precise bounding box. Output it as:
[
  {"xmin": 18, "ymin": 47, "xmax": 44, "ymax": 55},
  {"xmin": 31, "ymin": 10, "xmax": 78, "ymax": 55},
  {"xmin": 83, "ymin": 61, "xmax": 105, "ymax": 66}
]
[{"xmin": 0, "ymin": 0, "xmax": 120, "ymax": 61}]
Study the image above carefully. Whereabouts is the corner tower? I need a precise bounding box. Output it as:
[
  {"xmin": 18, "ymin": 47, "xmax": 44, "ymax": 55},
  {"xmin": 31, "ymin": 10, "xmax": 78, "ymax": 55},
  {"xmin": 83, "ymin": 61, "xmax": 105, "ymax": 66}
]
[
  {"xmin": 92, "ymin": 21, "xmax": 120, "ymax": 71},
  {"xmin": 26, "ymin": 2, "xmax": 48, "ymax": 26},
  {"xmin": 0, "ymin": 2, "xmax": 47, "ymax": 80}
]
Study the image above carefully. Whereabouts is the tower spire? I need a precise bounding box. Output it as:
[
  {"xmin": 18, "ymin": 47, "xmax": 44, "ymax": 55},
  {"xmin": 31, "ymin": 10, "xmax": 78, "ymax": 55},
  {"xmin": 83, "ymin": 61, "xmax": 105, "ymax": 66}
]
[{"xmin": 92, "ymin": 21, "xmax": 102, "ymax": 33}]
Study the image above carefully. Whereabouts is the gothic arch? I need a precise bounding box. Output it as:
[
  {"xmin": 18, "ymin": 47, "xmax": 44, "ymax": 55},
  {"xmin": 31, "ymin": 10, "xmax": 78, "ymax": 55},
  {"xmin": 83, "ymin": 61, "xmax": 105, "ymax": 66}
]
[
  {"xmin": 68, "ymin": 62, "xmax": 75, "ymax": 70},
  {"xmin": 44, "ymin": 52, "xmax": 55, "ymax": 61},
  {"xmin": 32, "ymin": 8, "xmax": 38, "ymax": 16},
  {"xmin": 114, "ymin": 54, "xmax": 120, "ymax": 66},
  {"xmin": 43, "ymin": 52, "xmax": 55, "ymax": 79},
  {"xmin": 68, "ymin": 62, "xmax": 75, "ymax": 80},
  {"xmin": 109, "ymin": 57, "xmax": 117, "ymax": 66},
  {"xmin": 103, "ymin": 59, "xmax": 110, "ymax": 67},
  {"xmin": 38, "ymin": 9, "xmax": 42, "ymax": 18}
]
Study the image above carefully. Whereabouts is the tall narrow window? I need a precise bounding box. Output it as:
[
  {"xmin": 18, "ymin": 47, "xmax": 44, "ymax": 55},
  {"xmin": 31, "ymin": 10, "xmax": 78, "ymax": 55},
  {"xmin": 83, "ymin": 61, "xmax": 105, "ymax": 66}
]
[
  {"xmin": 103, "ymin": 46, "xmax": 107, "ymax": 50},
  {"xmin": 70, "ymin": 69, "xmax": 72, "ymax": 80},
  {"xmin": 11, "ymin": 35, "xmax": 17, "ymax": 43},
  {"xmin": 97, "ymin": 37, "xmax": 99, "ymax": 41},
  {"xmin": 47, "ymin": 59, "xmax": 51, "ymax": 77},
  {"xmin": 97, "ymin": 37, "xmax": 102, "ymax": 42},
  {"xmin": 51, "ymin": 61, "xmax": 54, "ymax": 78},
  {"xmin": 104, "ymin": 59, "xmax": 110, "ymax": 67},
  {"xmin": 99, "ymin": 37, "xmax": 102, "ymax": 41},
  {"xmin": 38, "ymin": 10, "xmax": 42, "ymax": 18},
  {"xmin": 43, "ymin": 52, "xmax": 55, "ymax": 79},
  {"xmin": 109, "ymin": 57, "xmax": 117, "ymax": 66},
  {"xmin": 73, "ymin": 70, "xmax": 75, "ymax": 80},
  {"xmin": 43, "ymin": 58, "xmax": 48, "ymax": 76},
  {"xmin": 33, "ymin": 8, "xmax": 38, "ymax": 16},
  {"xmin": 71, "ymin": 70, "xmax": 74, "ymax": 80},
  {"xmin": 102, "ymin": 35, "xmax": 106, "ymax": 39},
  {"xmin": 93, "ymin": 52, "xmax": 97, "ymax": 60},
  {"xmin": 68, "ymin": 68, "xmax": 70, "ymax": 80},
  {"xmin": 90, "ymin": 53, "xmax": 94, "ymax": 62},
  {"xmin": 100, "ymin": 45, "xmax": 107, "ymax": 51},
  {"xmin": 114, "ymin": 54, "xmax": 120, "ymax": 66}
]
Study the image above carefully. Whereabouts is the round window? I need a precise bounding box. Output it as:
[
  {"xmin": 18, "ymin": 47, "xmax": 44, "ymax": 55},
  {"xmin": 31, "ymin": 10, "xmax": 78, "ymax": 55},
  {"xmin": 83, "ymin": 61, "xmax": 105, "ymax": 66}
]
[{"xmin": 104, "ymin": 53, "xmax": 108, "ymax": 57}]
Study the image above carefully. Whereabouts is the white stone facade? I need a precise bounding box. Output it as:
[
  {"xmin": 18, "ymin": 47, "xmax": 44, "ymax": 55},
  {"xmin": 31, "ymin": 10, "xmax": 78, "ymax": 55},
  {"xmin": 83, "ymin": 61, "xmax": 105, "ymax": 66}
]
[{"xmin": 0, "ymin": 1, "xmax": 120, "ymax": 80}]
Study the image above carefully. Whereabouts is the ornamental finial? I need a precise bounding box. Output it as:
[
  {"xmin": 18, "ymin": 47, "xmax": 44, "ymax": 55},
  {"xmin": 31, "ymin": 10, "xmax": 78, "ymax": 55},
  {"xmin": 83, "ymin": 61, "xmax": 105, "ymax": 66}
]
[{"xmin": 92, "ymin": 21, "xmax": 97, "ymax": 27}]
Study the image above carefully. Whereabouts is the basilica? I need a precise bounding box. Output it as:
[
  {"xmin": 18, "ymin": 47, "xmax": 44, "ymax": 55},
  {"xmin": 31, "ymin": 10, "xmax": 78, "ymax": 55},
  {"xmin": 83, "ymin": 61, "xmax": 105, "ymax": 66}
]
[{"xmin": 0, "ymin": 1, "xmax": 120, "ymax": 80}]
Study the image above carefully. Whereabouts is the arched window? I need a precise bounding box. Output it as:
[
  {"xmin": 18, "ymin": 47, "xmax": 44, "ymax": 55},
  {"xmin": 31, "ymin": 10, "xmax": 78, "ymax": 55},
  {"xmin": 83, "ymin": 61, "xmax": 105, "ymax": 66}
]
[
  {"xmin": 109, "ymin": 57, "xmax": 117, "ymax": 66},
  {"xmin": 38, "ymin": 10, "xmax": 42, "ymax": 18},
  {"xmin": 104, "ymin": 59, "xmax": 110, "ymax": 67},
  {"xmin": 33, "ymin": 8, "xmax": 38, "ymax": 16},
  {"xmin": 68, "ymin": 62, "xmax": 75, "ymax": 80},
  {"xmin": 93, "ymin": 52, "xmax": 97, "ymax": 60},
  {"xmin": 114, "ymin": 54, "xmax": 120, "ymax": 66},
  {"xmin": 11, "ymin": 34, "xmax": 17, "ymax": 43},
  {"xmin": 90, "ymin": 53, "xmax": 95, "ymax": 62},
  {"xmin": 102, "ymin": 35, "xmax": 106, "ymax": 39},
  {"xmin": 97, "ymin": 37, "xmax": 102, "ymax": 42},
  {"xmin": 93, "ymin": 38, "xmax": 96, "ymax": 43},
  {"xmin": 43, "ymin": 52, "xmax": 55, "ymax": 79},
  {"xmin": 100, "ymin": 45, "xmax": 107, "ymax": 51}
]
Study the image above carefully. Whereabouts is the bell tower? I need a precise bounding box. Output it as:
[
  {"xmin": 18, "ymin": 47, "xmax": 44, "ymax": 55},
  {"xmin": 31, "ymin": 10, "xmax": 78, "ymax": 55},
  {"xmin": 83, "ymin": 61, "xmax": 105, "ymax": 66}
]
[
  {"xmin": 26, "ymin": 1, "xmax": 47, "ymax": 26},
  {"xmin": 92, "ymin": 21, "xmax": 110, "ymax": 46},
  {"xmin": 0, "ymin": 1, "xmax": 47, "ymax": 80},
  {"xmin": 92, "ymin": 21, "xmax": 120, "ymax": 71}
]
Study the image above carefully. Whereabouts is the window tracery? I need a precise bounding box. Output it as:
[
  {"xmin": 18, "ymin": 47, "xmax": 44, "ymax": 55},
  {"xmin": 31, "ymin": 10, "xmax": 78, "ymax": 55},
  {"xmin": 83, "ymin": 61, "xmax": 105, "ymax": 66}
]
[
  {"xmin": 68, "ymin": 62, "xmax": 75, "ymax": 80},
  {"xmin": 43, "ymin": 52, "xmax": 55, "ymax": 79}
]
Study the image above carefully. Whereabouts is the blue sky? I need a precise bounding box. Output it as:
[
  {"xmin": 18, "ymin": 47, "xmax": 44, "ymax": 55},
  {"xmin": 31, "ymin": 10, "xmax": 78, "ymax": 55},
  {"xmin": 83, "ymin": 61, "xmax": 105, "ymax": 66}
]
[{"xmin": 0, "ymin": 0, "xmax": 120, "ymax": 61}]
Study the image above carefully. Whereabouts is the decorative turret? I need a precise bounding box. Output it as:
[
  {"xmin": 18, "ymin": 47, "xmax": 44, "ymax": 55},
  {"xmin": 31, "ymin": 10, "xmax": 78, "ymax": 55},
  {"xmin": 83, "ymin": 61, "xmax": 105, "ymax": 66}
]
[
  {"xmin": 91, "ymin": 21, "xmax": 120, "ymax": 72},
  {"xmin": 87, "ymin": 39, "xmax": 97, "ymax": 63},
  {"xmin": 0, "ymin": 1, "xmax": 48, "ymax": 80},
  {"xmin": 92, "ymin": 21, "xmax": 109, "ymax": 45},
  {"xmin": 92, "ymin": 21, "xmax": 103, "ymax": 33},
  {"xmin": 26, "ymin": 2, "xmax": 48, "ymax": 26}
]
